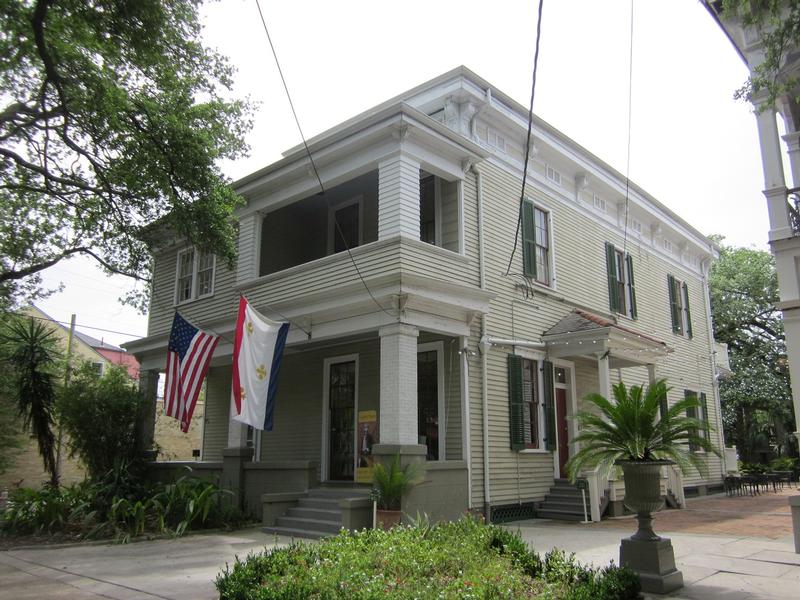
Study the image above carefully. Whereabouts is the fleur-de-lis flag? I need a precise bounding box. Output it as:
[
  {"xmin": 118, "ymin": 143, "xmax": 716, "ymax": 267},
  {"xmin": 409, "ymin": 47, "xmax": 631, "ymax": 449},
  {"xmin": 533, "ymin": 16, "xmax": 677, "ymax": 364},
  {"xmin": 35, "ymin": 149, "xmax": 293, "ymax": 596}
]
[{"xmin": 231, "ymin": 296, "xmax": 289, "ymax": 430}]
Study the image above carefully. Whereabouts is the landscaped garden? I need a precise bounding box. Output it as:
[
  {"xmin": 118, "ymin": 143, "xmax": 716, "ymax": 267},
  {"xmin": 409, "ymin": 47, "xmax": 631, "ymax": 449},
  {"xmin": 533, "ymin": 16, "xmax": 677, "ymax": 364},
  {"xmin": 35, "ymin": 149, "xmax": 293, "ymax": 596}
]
[{"xmin": 216, "ymin": 517, "xmax": 641, "ymax": 600}]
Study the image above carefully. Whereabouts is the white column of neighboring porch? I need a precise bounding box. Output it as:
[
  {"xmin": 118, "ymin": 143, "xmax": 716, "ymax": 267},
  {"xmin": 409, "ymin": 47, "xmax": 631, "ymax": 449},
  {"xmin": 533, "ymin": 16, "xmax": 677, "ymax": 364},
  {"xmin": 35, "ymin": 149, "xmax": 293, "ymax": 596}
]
[
  {"xmin": 227, "ymin": 411, "xmax": 249, "ymax": 449},
  {"xmin": 753, "ymin": 99, "xmax": 791, "ymax": 241},
  {"xmin": 647, "ymin": 364, "xmax": 657, "ymax": 387},
  {"xmin": 378, "ymin": 151, "xmax": 421, "ymax": 240},
  {"xmin": 378, "ymin": 323, "xmax": 420, "ymax": 445},
  {"xmin": 783, "ymin": 130, "xmax": 800, "ymax": 188}
]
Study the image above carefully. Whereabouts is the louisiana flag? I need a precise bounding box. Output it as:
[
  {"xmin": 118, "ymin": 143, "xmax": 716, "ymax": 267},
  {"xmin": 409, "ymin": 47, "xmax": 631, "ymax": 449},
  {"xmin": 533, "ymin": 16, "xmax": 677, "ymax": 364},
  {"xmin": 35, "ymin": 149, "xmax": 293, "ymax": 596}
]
[
  {"xmin": 231, "ymin": 297, "xmax": 290, "ymax": 430},
  {"xmin": 165, "ymin": 312, "xmax": 220, "ymax": 433}
]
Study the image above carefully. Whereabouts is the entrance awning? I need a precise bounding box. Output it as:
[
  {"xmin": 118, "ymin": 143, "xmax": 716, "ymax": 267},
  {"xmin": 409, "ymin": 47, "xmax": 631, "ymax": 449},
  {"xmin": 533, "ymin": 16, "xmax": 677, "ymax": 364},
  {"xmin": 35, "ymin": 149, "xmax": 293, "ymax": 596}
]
[{"xmin": 542, "ymin": 309, "xmax": 671, "ymax": 368}]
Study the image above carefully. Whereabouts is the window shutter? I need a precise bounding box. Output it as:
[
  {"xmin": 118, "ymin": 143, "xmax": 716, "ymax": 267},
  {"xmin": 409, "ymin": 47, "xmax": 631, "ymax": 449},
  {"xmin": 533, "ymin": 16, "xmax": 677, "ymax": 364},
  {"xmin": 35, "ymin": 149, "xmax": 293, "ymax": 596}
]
[
  {"xmin": 685, "ymin": 390, "xmax": 698, "ymax": 451},
  {"xmin": 507, "ymin": 355, "xmax": 525, "ymax": 451},
  {"xmin": 522, "ymin": 201, "xmax": 537, "ymax": 279},
  {"xmin": 700, "ymin": 392, "xmax": 709, "ymax": 436},
  {"xmin": 683, "ymin": 282, "xmax": 693, "ymax": 338},
  {"xmin": 542, "ymin": 360, "xmax": 556, "ymax": 451},
  {"xmin": 659, "ymin": 394, "xmax": 668, "ymax": 421},
  {"xmin": 605, "ymin": 242, "xmax": 619, "ymax": 312},
  {"xmin": 626, "ymin": 253, "xmax": 637, "ymax": 319},
  {"xmin": 668, "ymin": 275, "xmax": 680, "ymax": 333}
]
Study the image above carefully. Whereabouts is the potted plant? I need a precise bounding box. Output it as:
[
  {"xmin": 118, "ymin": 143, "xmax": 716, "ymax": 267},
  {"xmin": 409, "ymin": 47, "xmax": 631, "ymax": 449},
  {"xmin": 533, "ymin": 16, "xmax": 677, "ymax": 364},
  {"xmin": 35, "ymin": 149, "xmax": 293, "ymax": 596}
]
[
  {"xmin": 371, "ymin": 454, "xmax": 425, "ymax": 529},
  {"xmin": 567, "ymin": 379, "xmax": 718, "ymax": 536}
]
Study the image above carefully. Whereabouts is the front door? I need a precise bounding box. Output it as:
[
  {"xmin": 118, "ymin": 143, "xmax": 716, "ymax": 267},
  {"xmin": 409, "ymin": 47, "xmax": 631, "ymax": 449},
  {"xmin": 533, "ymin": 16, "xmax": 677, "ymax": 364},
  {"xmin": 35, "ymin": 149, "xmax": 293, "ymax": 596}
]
[{"xmin": 328, "ymin": 360, "xmax": 356, "ymax": 480}]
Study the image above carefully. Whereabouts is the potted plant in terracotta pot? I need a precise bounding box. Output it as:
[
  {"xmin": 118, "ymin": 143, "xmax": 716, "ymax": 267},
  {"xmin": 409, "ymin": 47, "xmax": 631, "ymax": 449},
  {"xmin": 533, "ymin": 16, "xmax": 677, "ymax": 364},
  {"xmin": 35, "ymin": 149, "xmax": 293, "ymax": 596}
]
[
  {"xmin": 372, "ymin": 454, "xmax": 425, "ymax": 529},
  {"xmin": 566, "ymin": 379, "xmax": 718, "ymax": 593}
]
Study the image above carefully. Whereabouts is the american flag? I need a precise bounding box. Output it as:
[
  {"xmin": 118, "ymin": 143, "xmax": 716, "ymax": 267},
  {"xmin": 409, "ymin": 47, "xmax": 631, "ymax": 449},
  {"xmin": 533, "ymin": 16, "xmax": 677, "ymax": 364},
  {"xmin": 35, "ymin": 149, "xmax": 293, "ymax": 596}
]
[{"xmin": 164, "ymin": 312, "xmax": 220, "ymax": 433}]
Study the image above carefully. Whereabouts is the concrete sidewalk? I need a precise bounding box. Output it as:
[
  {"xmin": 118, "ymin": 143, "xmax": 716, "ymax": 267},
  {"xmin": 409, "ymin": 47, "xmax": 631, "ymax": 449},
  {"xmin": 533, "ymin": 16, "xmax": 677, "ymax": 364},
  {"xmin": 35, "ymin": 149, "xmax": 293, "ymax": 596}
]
[
  {"xmin": 508, "ymin": 488, "xmax": 800, "ymax": 599},
  {"xmin": 0, "ymin": 490, "xmax": 797, "ymax": 599}
]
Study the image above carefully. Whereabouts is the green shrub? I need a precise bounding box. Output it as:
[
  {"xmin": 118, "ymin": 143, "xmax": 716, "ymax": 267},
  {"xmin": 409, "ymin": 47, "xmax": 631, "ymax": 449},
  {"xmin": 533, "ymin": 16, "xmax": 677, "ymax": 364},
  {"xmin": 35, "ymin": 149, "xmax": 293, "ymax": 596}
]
[
  {"xmin": 740, "ymin": 462, "xmax": 769, "ymax": 474},
  {"xmin": 58, "ymin": 364, "xmax": 145, "ymax": 480},
  {"xmin": 1, "ymin": 468, "xmax": 241, "ymax": 542},
  {"xmin": 769, "ymin": 457, "xmax": 797, "ymax": 471},
  {"xmin": 215, "ymin": 517, "xmax": 640, "ymax": 600}
]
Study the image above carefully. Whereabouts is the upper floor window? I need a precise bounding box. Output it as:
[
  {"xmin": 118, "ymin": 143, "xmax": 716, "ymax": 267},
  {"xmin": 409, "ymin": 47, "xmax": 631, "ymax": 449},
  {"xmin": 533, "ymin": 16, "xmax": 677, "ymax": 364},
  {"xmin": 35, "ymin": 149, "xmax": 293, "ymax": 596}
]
[
  {"xmin": 604, "ymin": 242, "xmax": 637, "ymax": 319},
  {"xmin": 522, "ymin": 200, "xmax": 552, "ymax": 286},
  {"xmin": 545, "ymin": 165, "xmax": 562, "ymax": 186},
  {"xmin": 668, "ymin": 275, "xmax": 693, "ymax": 337},
  {"xmin": 488, "ymin": 128, "xmax": 507, "ymax": 152},
  {"xmin": 593, "ymin": 194, "xmax": 606, "ymax": 212},
  {"xmin": 175, "ymin": 247, "xmax": 216, "ymax": 304},
  {"xmin": 420, "ymin": 175, "xmax": 437, "ymax": 244}
]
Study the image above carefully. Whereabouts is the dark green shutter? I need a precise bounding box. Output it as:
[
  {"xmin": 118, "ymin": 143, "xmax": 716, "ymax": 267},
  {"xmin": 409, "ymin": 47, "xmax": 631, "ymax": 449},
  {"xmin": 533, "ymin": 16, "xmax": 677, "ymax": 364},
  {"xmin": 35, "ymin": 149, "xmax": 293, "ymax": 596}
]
[
  {"xmin": 685, "ymin": 390, "xmax": 699, "ymax": 451},
  {"xmin": 668, "ymin": 275, "xmax": 680, "ymax": 333},
  {"xmin": 522, "ymin": 201, "xmax": 536, "ymax": 279},
  {"xmin": 507, "ymin": 355, "xmax": 525, "ymax": 450},
  {"xmin": 542, "ymin": 360, "xmax": 556, "ymax": 451},
  {"xmin": 700, "ymin": 392, "xmax": 709, "ymax": 435},
  {"xmin": 626, "ymin": 253, "xmax": 637, "ymax": 319},
  {"xmin": 659, "ymin": 394, "xmax": 668, "ymax": 421},
  {"xmin": 683, "ymin": 282, "xmax": 693, "ymax": 338},
  {"xmin": 605, "ymin": 242, "xmax": 619, "ymax": 313}
]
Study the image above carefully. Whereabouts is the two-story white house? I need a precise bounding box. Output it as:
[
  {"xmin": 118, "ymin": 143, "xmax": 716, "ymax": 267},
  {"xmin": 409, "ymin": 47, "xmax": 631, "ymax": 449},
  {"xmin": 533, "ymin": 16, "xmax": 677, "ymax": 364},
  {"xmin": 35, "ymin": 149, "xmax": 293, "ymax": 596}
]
[{"xmin": 126, "ymin": 67, "xmax": 725, "ymax": 536}]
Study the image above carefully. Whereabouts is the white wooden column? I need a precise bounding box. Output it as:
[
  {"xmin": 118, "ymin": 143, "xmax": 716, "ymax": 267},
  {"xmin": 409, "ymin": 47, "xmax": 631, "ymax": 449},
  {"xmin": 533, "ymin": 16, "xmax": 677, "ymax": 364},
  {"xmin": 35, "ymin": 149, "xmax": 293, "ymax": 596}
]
[
  {"xmin": 227, "ymin": 403, "xmax": 249, "ymax": 448},
  {"xmin": 378, "ymin": 151, "xmax": 420, "ymax": 240},
  {"xmin": 236, "ymin": 212, "xmax": 263, "ymax": 285},
  {"xmin": 783, "ymin": 131, "xmax": 800, "ymax": 188},
  {"xmin": 753, "ymin": 100, "xmax": 791, "ymax": 241},
  {"xmin": 379, "ymin": 323, "xmax": 419, "ymax": 444},
  {"xmin": 647, "ymin": 364, "xmax": 657, "ymax": 387},
  {"xmin": 597, "ymin": 352, "xmax": 612, "ymax": 400}
]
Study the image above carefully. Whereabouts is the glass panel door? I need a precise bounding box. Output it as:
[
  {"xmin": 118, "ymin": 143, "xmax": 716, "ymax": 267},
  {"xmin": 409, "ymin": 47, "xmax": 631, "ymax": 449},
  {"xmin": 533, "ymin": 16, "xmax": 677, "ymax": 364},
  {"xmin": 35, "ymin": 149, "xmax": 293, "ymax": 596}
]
[
  {"xmin": 329, "ymin": 361, "xmax": 355, "ymax": 480},
  {"xmin": 417, "ymin": 350, "xmax": 439, "ymax": 460}
]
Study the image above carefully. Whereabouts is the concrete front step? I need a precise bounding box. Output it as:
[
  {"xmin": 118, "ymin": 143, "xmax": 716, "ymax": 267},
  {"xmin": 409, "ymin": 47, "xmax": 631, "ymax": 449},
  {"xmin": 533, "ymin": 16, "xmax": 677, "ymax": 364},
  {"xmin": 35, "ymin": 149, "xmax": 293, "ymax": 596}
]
[
  {"xmin": 537, "ymin": 509, "xmax": 586, "ymax": 522},
  {"xmin": 262, "ymin": 526, "xmax": 332, "ymax": 540},
  {"xmin": 276, "ymin": 516, "xmax": 344, "ymax": 535},
  {"xmin": 308, "ymin": 487, "xmax": 371, "ymax": 499},
  {"xmin": 285, "ymin": 507, "xmax": 342, "ymax": 522},
  {"xmin": 297, "ymin": 497, "xmax": 341, "ymax": 510},
  {"xmin": 542, "ymin": 498, "xmax": 586, "ymax": 510}
]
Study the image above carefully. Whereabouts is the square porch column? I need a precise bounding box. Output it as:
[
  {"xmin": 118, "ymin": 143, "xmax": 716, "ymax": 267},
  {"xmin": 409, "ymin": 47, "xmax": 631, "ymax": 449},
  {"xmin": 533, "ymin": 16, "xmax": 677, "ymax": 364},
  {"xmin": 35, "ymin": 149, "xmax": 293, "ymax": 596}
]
[
  {"xmin": 378, "ymin": 151, "xmax": 420, "ymax": 240},
  {"xmin": 136, "ymin": 369, "xmax": 159, "ymax": 458},
  {"xmin": 597, "ymin": 352, "xmax": 611, "ymax": 400},
  {"xmin": 377, "ymin": 323, "xmax": 420, "ymax": 445}
]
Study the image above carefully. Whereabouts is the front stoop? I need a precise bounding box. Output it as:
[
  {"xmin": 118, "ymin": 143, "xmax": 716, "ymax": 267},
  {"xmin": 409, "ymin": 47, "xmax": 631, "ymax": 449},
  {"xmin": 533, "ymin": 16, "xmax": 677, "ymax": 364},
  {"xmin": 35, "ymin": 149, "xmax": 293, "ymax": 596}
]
[
  {"xmin": 537, "ymin": 479, "xmax": 593, "ymax": 521},
  {"xmin": 263, "ymin": 487, "xmax": 371, "ymax": 540}
]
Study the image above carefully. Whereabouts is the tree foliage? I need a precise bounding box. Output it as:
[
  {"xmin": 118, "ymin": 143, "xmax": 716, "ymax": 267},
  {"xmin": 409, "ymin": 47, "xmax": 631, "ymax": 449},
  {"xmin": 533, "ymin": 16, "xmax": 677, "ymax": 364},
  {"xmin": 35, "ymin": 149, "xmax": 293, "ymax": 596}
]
[
  {"xmin": 0, "ymin": 0, "xmax": 252, "ymax": 310},
  {"xmin": 709, "ymin": 241, "xmax": 795, "ymax": 460},
  {"xmin": 722, "ymin": 0, "xmax": 800, "ymax": 108},
  {"xmin": 58, "ymin": 363, "xmax": 144, "ymax": 480},
  {"xmin": 0, "ymin": 315, "xmax": 62, "ymax": 485}
]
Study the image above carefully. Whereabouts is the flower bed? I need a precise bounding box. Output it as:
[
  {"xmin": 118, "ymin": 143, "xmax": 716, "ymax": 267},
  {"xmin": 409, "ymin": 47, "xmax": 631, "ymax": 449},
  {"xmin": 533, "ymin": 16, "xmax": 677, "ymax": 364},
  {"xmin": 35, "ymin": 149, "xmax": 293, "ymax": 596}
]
[{"xmin": 216, "ymin": 517, "xmax": 640, "ymax": 599}]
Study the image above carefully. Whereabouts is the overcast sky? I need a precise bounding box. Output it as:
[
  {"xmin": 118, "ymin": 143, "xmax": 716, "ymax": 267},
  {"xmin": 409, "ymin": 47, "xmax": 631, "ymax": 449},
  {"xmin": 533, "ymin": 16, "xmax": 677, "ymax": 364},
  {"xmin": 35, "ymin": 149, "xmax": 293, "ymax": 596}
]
[{"xmin": 36, "ymin": 0, "xmax": 776, "ymax": 348}]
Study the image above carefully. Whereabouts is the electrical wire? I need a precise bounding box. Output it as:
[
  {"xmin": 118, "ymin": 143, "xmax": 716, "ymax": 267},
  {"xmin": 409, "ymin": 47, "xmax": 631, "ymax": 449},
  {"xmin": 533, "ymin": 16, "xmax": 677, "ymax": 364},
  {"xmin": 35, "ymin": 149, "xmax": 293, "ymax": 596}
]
[
  {"xmin": 504, "ymin": 0, "xmax": 545, "ymax": 277},
  {"xmin": 622, "ymin": 0, "xmax": 634, "ymax": 259},
  {"xmin": 252, "ymin": 0, "xmax": 395, "ymax": 319},
  {"xmin": 16, "ymin": 313, "xmax": 144, "ymax": 340}
]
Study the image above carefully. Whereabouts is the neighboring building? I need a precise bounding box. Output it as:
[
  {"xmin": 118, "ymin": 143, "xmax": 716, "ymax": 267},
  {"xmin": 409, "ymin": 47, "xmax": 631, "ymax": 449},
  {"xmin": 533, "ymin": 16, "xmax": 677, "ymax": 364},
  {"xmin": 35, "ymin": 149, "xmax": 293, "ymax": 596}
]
[
  {"xmin": 0, "ymin": 306, "xmax": 197, "ymax": 490},
  {"xmin": 127, "ymin": 67, "xmax": 724, "ymax": 530},
  {"xmin": 702, "ymin": 1, "xmax": 800, "ymax": 456}
]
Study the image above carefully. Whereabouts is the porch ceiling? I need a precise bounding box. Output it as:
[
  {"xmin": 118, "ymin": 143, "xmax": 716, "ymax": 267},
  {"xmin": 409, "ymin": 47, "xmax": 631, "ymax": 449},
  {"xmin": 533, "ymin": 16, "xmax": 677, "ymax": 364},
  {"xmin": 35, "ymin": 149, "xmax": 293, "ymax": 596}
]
[{"xmin": 542, "ymin": 309, "xmax": 671, "ymax": 368}]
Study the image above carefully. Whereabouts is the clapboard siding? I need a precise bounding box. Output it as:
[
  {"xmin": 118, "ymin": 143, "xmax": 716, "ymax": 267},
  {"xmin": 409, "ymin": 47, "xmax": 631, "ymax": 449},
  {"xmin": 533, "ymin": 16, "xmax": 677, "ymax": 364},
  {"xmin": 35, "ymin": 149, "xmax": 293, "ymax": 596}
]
[{"xmin": 202, "ymin": 365, "xmax": 232, "ymax": 462}]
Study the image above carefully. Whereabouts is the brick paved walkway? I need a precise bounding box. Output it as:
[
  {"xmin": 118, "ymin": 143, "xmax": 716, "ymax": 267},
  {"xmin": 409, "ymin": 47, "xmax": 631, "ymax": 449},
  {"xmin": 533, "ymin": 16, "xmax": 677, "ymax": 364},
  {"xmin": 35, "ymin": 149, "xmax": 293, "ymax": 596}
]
[{"xmin": 593, "ymin": 487, "xmax": 796, "ymax": 539}]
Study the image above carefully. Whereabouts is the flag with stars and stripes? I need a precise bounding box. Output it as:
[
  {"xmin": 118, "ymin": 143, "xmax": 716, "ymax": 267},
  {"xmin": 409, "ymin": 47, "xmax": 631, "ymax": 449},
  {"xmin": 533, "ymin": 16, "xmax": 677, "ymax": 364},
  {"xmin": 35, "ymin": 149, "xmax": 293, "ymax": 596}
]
[
  {"xmin": 164, "ymin": 312, "xmax": 220, "ymax": 433},
  {"xmin": 231, "ymin": 296, "xmax": 289, "ymax": 431}
]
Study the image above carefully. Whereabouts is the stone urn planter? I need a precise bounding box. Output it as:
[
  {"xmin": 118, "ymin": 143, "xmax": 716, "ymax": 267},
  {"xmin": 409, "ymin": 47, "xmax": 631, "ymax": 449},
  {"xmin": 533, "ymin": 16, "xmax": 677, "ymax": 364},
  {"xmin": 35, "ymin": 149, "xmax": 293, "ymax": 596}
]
[{"xmin": 618, "ymin": 459, "xmax": 671, "ymax": 541}]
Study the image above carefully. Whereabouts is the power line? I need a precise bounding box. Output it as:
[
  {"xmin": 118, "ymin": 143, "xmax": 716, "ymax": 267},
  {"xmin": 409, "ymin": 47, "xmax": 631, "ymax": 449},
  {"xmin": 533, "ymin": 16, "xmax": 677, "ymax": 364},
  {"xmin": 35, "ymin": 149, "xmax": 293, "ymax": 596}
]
[
  {"xmin": 505, "ymin": 0, "xmax": 545, "ymax": 277},
  {"xmin": 16, "ymin": 313, "xmax": 144, "ymax": 339},
  {"xmin": 252, "ymin": 0, "xmax": 395, "ymax": 319},
  {"xmin": 622, "ymin": 0, "xmax": 634, "ymax": 259}
]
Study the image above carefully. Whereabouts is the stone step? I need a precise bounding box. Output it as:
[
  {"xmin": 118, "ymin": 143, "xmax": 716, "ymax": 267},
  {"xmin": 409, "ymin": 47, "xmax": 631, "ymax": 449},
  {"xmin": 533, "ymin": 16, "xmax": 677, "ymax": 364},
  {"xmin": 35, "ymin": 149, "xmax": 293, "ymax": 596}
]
[
  {"xmin": 541, "ymin": 497, "xmax": 586, "ymax": 510},
  {"xmin": 536, "ymin": 509, "xmax": 586, "ymax": 522},
  {"xmin": 276, "ymin": 516, "xmax": 343, "ymax": 535},
  {"xmin": 262, "ymin": 526, "xmax": 332, "ymax": 540},
  {"xmin": 297, "ymin": 497, "xmax": 341, "ymax": 510},
  {"xmin": 286, "ymin": 507, "xmax": 342, "ymax": 522},
  {"xmin": 544, "ymin": 490, "xmax": 584, "ymax": 501},
  {"xmin": 308, "ymin": 487, "xmax": 371, "ymax": 499}
]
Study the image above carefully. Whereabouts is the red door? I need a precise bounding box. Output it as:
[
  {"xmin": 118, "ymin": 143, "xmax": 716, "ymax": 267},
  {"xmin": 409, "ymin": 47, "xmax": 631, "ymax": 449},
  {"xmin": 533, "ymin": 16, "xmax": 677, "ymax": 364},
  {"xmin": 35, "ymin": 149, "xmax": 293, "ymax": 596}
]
[{"xmin": 556, "ymin": 388, "xmax": 569, "ymax": 478}]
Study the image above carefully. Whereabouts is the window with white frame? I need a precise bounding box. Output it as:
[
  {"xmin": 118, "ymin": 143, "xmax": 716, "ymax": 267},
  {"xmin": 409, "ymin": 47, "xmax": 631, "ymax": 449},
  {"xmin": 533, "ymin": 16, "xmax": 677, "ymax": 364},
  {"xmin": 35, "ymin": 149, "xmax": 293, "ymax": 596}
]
[
  {"xmin": 521, "ymin": 199, "xmax": 552, "ymax": 286},
  {"xmin": 545, "ymin": 165, "xmax": 562, "ymax": 186},
  {"xmin": 488, "ymin": 128, "xmax": 507, "ymax": 152},
  {"xmin": 175, "ymin": 247, "xmax": 216, "ymax": 303},
  {"xmin": 593, "ymin": 194, "xmax": 606, "ymax": 211}
]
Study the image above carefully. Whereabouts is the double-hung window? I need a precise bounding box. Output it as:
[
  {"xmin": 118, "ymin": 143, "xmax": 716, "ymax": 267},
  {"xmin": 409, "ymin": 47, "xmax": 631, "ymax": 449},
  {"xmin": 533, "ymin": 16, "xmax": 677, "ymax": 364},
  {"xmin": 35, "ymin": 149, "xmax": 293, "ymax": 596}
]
[
  {"xmin": 507, "ymin": 356, "xmax": 556, "ymax": 451},
  {"xmin": 668, "ymin": 275, "xmax": 693, "ymax": 337},
  {"xmin": 604, "ymin": 242, "xmax": 637, "ymax": 319},
  {"xmin": 522, "ymin": 200, "xmax": 552, "ymax": 286},
  {"xmin": 175, "ymin": 247, "xmax": 216, "ymax": 303}
]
